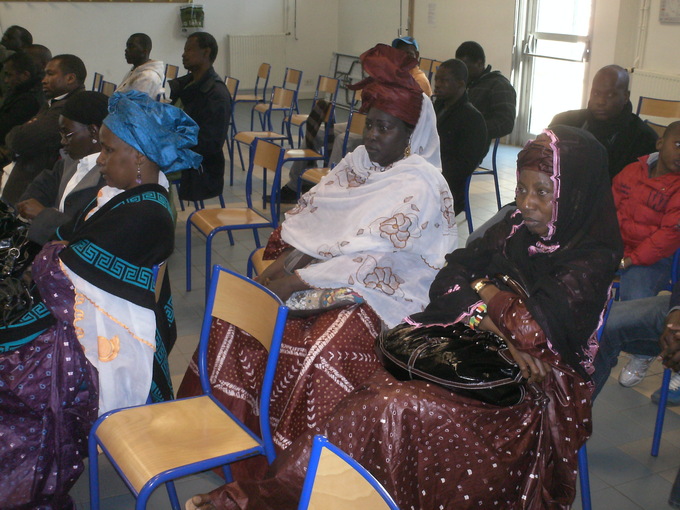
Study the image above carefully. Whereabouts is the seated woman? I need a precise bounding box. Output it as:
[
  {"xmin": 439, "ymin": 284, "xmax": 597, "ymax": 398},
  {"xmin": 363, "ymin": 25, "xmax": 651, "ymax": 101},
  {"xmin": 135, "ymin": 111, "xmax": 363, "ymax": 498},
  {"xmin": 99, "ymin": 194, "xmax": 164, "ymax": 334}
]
[
  {"xmin": 16, "ymin": 91, "xmax": 108, "ymax": 245},
  {"xmin": 189, "ymin": 125, "xmax": 622, "ymax": 510},
  {"xmin": 178, "ymin": 44, "xmax": 456, "ymax": 457},
  {"xmin": 0, "ymin": 90, "xmax": 201, "ymax": 509}
]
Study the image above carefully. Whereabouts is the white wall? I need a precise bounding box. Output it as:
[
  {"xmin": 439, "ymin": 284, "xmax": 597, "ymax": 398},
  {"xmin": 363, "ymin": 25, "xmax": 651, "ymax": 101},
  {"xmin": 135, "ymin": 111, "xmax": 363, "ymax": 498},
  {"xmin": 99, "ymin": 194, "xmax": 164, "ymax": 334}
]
[
  {"xmin": 411, "ymin": 1, "xmax": 516, "ymax": 77},
  {"xmin": 0, "ymin": 0, "xmax": 337, "ymax": 96},
  {"xmin": 641, "ymin": 0, "xmax": 680, "ymax": 73}
]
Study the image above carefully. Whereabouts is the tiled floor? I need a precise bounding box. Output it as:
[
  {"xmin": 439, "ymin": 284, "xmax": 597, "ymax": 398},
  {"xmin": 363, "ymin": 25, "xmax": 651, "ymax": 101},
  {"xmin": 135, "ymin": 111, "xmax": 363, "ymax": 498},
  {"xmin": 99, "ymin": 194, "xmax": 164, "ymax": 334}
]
[{"xmin": 69, "ymin": 103, "xmax": 680, "ymax": 509}]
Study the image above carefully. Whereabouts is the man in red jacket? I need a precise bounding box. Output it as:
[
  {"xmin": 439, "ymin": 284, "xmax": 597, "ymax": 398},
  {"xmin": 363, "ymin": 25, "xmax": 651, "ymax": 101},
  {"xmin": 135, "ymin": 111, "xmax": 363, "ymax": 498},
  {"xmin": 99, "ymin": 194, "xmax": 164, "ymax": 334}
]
[{"xmin": 613, "ymin": 120, "xmax": 680, "ymax": 386}]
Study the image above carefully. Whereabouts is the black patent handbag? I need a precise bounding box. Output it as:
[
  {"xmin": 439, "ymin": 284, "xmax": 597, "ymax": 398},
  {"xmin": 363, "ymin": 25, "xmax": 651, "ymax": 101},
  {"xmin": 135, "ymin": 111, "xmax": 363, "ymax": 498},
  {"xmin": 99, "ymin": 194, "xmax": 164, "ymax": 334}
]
[{"xmin": 377, "ymin": 322, "xmax": 526, "ymax": 406}]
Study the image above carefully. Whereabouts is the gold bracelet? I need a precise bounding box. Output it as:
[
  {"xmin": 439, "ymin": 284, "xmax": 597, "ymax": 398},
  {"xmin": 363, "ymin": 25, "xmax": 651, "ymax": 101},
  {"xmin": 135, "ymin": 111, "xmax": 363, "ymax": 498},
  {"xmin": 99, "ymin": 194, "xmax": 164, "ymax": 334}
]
[{"xmin": 473, "ymin": 279, "xmax": 493, "ymax": 294}]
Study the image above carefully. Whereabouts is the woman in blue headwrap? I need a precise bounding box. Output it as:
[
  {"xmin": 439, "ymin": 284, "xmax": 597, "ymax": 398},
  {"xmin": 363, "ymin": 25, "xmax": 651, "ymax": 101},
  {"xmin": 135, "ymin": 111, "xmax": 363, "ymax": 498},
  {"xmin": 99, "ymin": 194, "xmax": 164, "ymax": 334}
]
[{"xmin": 0, "ymin": 90, "xmax": 201, "ymax": 510}]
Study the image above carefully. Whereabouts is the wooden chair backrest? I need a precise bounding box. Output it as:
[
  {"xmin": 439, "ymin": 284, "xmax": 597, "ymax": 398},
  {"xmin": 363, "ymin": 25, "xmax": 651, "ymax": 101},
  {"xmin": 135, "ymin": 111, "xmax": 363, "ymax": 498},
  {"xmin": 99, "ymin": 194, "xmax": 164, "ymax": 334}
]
[
  {"xmin": 211, "ymin": 268, "xmax": 282, "ymax": 352},
  {"xmin": 637, "ymin": 97, "xmax": 680, "ymax": 119},
  {"xmin": 432, "ymin": 60, "xmax": 442, "ymax": 76},
  {"xmin": 101, "ymin": 81, "xmax": 117, "ymax": 97},
  {"xmin": 92, "ymin": 72, "xmax": 104, "ymax": 92},
  {"xmin": 271, "ymin": 86, "xmax": 296, "ymax": 109},
  {"xmin": 285, "ymin": 68, "xmax": 303, "ymax": 90},
  {"xmin": 225, "ymin": 76, "xmax": 240, "ymax": 98},
  {"xmin": 304, "ymin": 446, "xmax": 394, "ymax": 510},
  {"xmin": 257, "ymin": 62, "xmax": 271, "ymax": 80},
  {"xmin": 165, "ymin": 64, "xmax": 179, "ymax": 82},
  {"xmin": 349, "ymin": 111, "xmax": 367, "ymax": 136},
  {"xmin": 318, "ymin": 76, "xmax": 340, "ymax": 97},
  {"xmin": 645, "ymin": 120, "xmax": 667, "ymax": 137},
  {"xmin": 253, "ymin": 138, "xmax": 285, "ymax": 174},
  {"xmin": 419, "ymin": 57, "xmax": 434, "ymax": 74}
]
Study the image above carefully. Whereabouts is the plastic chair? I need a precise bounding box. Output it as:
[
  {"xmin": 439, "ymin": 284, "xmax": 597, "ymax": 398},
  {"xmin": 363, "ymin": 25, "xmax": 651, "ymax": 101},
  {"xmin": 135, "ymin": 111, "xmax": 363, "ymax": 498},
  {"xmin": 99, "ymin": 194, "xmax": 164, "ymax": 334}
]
[
  {"xmin": 287, "ymin": 76, "xmax": 340, "ymax": 147},
  {"xmin": 464, "ymin": 138, "xmax": 503, "ymax": 233},
  {"xmin": 232, "ymin": 86, "xmax": 295, "ymax": 182},
  {"xmin": 186, "ymin": 138, "xmax": 285, "ymax": 293},
  {"xmin": 651, "ymin": 247, "xmax": 680, "ymax": 457},
  {"xmin": 297, "ymin": 435, "xmax": 399, "ymax": 510},
  {"xmin": 92, "ymin": 72, "xmax": 104, "ymax": 92},
  {"xmin": 232, "ymin": 62, "xmax": 272, "ymax": 130},
  {"xmin": 253, "ymin": 68, "xmax": 303, "ymax": 130},
  {"xmin": 100, "ymin": 80, "xmax": 117, "ymax": 97},
  {"xmin": 578, "ymin": 292, "xmax": 615, "ymax": 510},
  {"xmin": 88, "ymin": 265, "xmax": 288, "ymax": 510},
  {"xmin": 636, "ymin": 96, "xmax": 680, "ymax": 120}
]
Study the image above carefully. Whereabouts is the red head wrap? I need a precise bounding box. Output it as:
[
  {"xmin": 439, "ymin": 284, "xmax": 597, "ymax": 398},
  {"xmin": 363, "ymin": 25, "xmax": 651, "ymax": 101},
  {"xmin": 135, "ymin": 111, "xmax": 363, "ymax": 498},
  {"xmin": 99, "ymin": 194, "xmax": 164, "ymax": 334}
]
[{"xmin": 348, "ymin": 43, "xmax": 423, "ymax": 126}]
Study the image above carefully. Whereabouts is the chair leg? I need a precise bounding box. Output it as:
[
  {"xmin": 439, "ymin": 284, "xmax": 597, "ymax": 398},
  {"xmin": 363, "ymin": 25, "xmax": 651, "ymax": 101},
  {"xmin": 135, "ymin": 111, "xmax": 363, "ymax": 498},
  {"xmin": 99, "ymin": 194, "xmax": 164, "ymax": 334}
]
[
  {"xmin": 165, "ymin": 480, "xmax": 182, "ymax": 510},
  {"xmin": 253, "ymin": 229, "xmax": 261, "ymax": 248},
  {"xmin": 236, "ymin": 142, "xmax": 247, "ymax": 177},
  {"xmin": 186, "ymin": 220, "xmax": 193, "ymax": 291},
  {"xmin": 205, "ymin": 232, "xmax": 215, "ymax": 301},
  {"xmin": 88, "ymin": 436, "xmax": 101, "ymax": 510},
  {"xmin": 578, "ymin": 444, "xmax": 591, "ymax": 510},
  {"xmin": 219, "ymin": 194, "xmax": 226, "ymax": 208},
  {"xmin": 651, "ymin": 368, "xmax": 672, "ymax": 456}
]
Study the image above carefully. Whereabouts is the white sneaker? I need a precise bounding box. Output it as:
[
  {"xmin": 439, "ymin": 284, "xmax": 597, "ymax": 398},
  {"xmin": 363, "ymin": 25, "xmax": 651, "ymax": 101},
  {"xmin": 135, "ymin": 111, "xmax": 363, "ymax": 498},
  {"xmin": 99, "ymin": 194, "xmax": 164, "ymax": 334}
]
[{"xmin": 618, "ymin": 355, "xmax": 655, "ymax": 387}]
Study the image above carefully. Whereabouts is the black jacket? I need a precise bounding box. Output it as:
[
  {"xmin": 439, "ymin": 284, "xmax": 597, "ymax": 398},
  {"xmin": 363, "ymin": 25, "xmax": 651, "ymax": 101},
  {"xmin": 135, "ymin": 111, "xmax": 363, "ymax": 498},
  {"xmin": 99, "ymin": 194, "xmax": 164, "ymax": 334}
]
[{"xmin": 169, "ymin": 67, "xmax": 231, "ymax": 201}]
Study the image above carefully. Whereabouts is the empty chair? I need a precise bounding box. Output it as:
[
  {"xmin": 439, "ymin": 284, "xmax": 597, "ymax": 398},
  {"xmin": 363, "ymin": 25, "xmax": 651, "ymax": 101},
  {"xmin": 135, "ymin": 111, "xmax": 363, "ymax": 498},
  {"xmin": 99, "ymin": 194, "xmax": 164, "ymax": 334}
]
[
  {"xmin": 637, "ymin": 96, "xmax": 680, "ymax": 121},
  {"xmin": 88, "ymin": 265, "xmax": 288, "ymax": 510},
  {"xmin": 253, "ymin": 67, "xmax": 304, "ymax": 130},
  {"xmin": 287, "ymin": 75, "xmax": 340, "ymax": 147},
  {"xmin": 92, "ymin": 72, "xmax": 104, "ymax": 92},
  {"xmin": 100, "ymin": 80, "xmax": 117, "ymax": 97},
  {"xmin": 186, "ymin": 138, "xmax": 286, "ymax": 292},
  {"xmin": 233, "ymin": 62, "xmax": 272, "ymax": 130},
  {"xmin": 297, "ymin": 435, "xmax": 399, "ymax": 510},
  {"xmin": 463, "ymin": 138, "xmax": 503, "ymax": 233}
]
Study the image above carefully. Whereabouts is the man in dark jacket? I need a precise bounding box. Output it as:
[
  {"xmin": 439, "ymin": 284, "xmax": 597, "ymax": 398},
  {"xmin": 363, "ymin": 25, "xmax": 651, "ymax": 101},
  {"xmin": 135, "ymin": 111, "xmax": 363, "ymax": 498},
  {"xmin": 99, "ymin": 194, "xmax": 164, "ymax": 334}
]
[
  {"xmin": 549, "ymin": 65, "xmax": 658, "ymax": 180},
  {"xmin": 433, "ymin": 59, "xmax": 488, "ymax": 215},
  {"xmin": 2, "ymin": 54, "xmax": 86, "ymax": 206},
  {"xmin": 169, "ymin": 32, "xmax": 230, "ymax": 201},
  {"xmin": 455, "ymin": 41, "xmax": 516, "ymax": 153}
]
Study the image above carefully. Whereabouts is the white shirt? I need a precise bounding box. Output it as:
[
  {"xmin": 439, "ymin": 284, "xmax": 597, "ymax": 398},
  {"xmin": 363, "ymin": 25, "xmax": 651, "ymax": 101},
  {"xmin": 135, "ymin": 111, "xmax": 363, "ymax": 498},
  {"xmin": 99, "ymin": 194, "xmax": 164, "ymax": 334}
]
[{"xmin": 59, "ymin": 152, "xmax": 100, "ymax": 212}]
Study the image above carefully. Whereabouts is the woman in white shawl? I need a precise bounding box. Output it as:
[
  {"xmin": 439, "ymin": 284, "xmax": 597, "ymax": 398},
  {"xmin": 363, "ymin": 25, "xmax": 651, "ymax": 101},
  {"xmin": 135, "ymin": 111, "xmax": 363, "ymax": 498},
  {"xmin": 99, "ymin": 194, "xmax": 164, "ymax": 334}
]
[{"xmin": 178, "ymin": 44, "xmax": 457, "ymax": 468}]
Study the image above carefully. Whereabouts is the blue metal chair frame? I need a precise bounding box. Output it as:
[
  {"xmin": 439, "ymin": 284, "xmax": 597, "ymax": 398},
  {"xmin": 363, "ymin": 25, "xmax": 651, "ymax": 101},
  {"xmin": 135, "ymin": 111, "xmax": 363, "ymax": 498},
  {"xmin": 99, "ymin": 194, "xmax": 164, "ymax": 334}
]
[
  {"xmin": 297, "ymin": 435, "xmax": 400, "ymax": 510},
  {"xmin": 88, "ymin": 265, "xmax": 288, "ymax": 510},
  {"xmin": 578, "ymin": 291, "xmax": 615, "ymax": 510},
  {"xmin": 651, "ymin": 247, "xmax": 680, "ymax": 456},
  {"xmin": 464, "ymin": 138, "xmax": 503, "ymax": 234},
  {"xmin": 92, "ymin": 72, "xmax": 104, "ymax": 92},
  {"xmin": 186, "ymin": 139, "xmax": 285, "ymax": 293}
]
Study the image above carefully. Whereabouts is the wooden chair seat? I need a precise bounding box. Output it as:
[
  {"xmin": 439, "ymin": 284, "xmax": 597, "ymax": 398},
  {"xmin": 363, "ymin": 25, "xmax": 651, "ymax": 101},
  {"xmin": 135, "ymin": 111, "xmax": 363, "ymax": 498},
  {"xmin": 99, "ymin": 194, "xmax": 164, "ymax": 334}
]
[
  {"xmin": 190, "ymin": 207, "xmax": 270, "ymax": 235},
  {"xmin": 254, "ymin": 101, "xmax": 289, "ymax": 114},
  {"xmin": 301, "ymin": 167, "xmax": 330, "ymax": 184},
  {"xmin": 234, "ymin": 93, "xmax": 261, "ymax": 102},
  {"xmin": 95, "ymin": 396, "xmax": 259, "ymax": 494},
  {"xmin": 285, "ymin": 148, "xmax": 324, "ymax": 160},
  {"xmin": 288, "ymin": 113, "xmax": 309, "ymax": 126},
  {"xmin": 234, "ymin": 131, "xmax": 288, "ymax": 145}
]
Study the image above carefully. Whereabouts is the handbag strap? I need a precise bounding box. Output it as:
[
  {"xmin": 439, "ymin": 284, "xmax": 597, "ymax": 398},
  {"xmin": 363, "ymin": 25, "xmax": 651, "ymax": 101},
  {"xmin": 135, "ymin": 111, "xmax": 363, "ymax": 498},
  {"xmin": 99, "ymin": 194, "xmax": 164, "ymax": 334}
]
[{"xmin": 495, "ymin": 273, "xmax": 529, "ymax": 299}]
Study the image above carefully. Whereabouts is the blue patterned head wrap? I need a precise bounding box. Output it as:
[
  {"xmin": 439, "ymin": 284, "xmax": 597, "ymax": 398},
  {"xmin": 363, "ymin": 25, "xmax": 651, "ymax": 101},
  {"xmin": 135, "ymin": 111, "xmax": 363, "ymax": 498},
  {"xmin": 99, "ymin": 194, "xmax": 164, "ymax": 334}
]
[{"xmin": 102, "ymin": 90, "xmax": 202, "ymax": 174}]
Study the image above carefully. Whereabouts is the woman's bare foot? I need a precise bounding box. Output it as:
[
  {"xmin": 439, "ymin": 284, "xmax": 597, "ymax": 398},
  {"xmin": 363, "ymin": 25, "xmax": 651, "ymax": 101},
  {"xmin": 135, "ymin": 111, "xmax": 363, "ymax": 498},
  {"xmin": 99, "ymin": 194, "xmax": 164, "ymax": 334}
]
[{"xmin": 186, "ymin": 494, "xmax": 216, "ymax": 510}]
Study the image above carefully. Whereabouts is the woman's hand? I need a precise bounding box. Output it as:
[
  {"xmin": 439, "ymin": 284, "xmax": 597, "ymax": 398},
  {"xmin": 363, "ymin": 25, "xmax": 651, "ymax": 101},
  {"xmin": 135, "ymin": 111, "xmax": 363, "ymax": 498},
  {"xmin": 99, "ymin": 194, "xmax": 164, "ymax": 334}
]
[
  {"xmin": 262, "ymin": 273, "xmax": 310, "ymax": 302},
  {"xmin": 186, "ymin": 494, "xmax": 216, "ymax": 510},
  {"xmin": 16, "ymin": 198, "xmax": 46, "ymax": 220},
  {"xmin": 505, "ymin": 341, "xmax": 548, "ymax": 383}
]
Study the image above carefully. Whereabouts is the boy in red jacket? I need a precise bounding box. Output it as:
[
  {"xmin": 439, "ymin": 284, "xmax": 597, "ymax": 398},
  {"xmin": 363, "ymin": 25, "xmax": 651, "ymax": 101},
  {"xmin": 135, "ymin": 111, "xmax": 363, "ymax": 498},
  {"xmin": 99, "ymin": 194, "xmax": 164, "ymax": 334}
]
[{"xmin": 614, "ymin": 120, "xmax": 680, "ymax": 386}]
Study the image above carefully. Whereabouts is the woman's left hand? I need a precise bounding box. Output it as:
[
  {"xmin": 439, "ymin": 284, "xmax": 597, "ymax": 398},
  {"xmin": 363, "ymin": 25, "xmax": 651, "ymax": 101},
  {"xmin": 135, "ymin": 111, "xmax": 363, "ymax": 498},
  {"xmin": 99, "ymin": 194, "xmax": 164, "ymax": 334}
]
[
  {"xmin": 263, "ymin": 273, "xmax": 310, "ymax": 302},
  {"xmin": 505, "ymin": 341, "xmax": 548, "ymax": 383}
]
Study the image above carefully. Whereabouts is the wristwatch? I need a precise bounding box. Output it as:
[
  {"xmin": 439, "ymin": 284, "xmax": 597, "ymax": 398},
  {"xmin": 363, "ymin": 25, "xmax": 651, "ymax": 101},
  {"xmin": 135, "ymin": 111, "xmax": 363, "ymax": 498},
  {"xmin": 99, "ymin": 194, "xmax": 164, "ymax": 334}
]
[{"xmin": 473, "ymin": 279, "xmax": 493, "ymax": 294}]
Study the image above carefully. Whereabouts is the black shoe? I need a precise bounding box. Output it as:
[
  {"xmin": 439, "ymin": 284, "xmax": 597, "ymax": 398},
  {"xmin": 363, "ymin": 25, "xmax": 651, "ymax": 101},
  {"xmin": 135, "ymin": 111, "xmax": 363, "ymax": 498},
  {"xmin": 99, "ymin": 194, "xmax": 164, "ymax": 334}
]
[{"xmin": 279, "ymin": 186, "xmax": 299, "ymax": 204}]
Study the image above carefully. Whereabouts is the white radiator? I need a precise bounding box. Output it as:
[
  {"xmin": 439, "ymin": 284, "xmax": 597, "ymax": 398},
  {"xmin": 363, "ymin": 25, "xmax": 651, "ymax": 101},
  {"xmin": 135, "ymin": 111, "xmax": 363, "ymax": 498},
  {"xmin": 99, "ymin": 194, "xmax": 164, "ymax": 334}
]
[
  {"xmin": 225, "ymin": 34, "xmax": 287, "ymax": 92},
  {"xmin": 630, "ymin": 69, "xmax": 680, "ymax": 103}
]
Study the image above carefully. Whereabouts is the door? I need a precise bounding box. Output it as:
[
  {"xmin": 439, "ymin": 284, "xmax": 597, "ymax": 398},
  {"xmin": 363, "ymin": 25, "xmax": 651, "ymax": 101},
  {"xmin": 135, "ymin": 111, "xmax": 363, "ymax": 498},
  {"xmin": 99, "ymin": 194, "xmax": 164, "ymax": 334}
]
[{"xmin": 513, "ymin": 0, "xmax": 594, "ymax": 144}]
